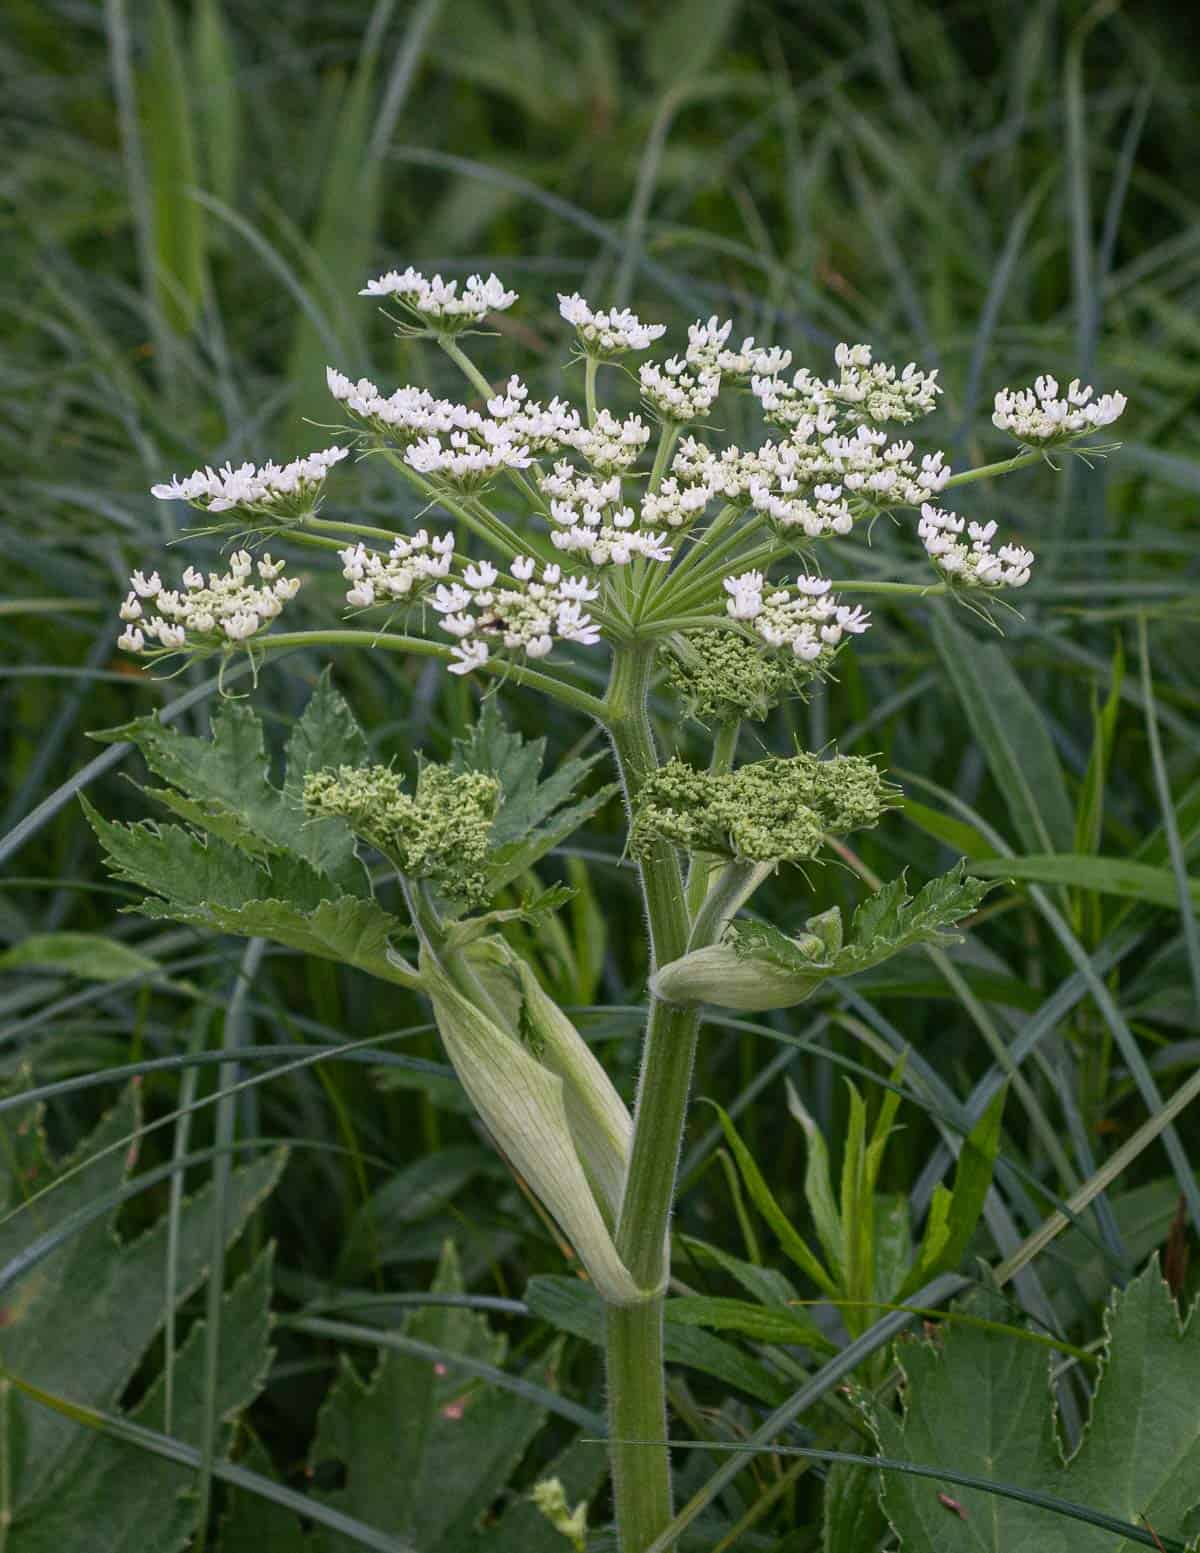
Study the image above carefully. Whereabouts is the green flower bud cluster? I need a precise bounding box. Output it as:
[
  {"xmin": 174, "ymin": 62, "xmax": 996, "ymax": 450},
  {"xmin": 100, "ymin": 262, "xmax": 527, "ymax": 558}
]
[
  {"xmin": 304, "ymin": 762, "xmax": 499, "ymax": 906},
  {"xmin": 630, "ymin": 752, "xmax": 892, "ymax": 863},
  {"xmin": 665, "ymin": 629, "xmax": 818, "ymax": 723}
]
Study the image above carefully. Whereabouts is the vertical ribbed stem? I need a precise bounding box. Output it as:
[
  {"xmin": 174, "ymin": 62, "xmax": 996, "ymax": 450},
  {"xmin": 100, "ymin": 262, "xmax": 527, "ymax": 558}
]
[{"xmin": 602, "ymin": 643, "xmax": 699, "ymax": 1552}]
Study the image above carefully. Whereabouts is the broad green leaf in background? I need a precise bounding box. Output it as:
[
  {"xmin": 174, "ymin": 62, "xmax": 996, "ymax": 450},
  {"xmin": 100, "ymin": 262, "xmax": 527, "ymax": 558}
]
[
  {"xmin": 310, "ymin": 1242, "xmax": 562, "ymax": 1552},
  {"xmin": 824, "ymin": 1459, "xmax": 889, "ymax": 1553},
  {"xmin": 642, "ymin": 0, "xmax": 743, "ymax": 85},
  {"xmin": 876, "ymin": 1259, "xmax": 1200, "ymax": 1551},
  {"xmin": 14, "ymin": 1248, "xmax": 275, "ymax": 1553},
  {"xmin": 190, "ymin": 0, "xmax": 240, "ymax": 209},
  {"xmin": 968, "ymin": 852, "xmax": 1200, "ymax": 910},
  {"xmin": 336, "ymin": 1146, "xmax": 493, "ymax": 1276},
  {"xmin": 0, "ymin": 930, "xmax": 161, "ymax": 983},
  {"xmin": 931, "ymin": 610, "xmax": 1075, "ymax": 856},
  {"xmin": 0, "ymin": 1080, "xmax": 283, "ymax": 1540}
]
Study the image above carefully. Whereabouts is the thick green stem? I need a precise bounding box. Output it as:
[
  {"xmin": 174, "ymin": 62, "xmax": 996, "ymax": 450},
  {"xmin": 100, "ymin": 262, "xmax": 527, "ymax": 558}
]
[
  {"xmin": 602, "ymin": 644, "xmax": 701, "ymax": 1552},
  {"xmin": 585, "ymin": 355, "xmax": 600, "ymax": 428},
  {"xmin": 944, "ymin": 448, "xmax": 1044, "ymax": 487}
]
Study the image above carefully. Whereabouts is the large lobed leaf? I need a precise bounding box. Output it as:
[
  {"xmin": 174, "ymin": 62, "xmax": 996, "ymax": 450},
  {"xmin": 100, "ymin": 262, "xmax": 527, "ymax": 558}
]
[
  {"xmin": 86, "ymin": 675, "xmax": 418, "ymax": 985},
  {"xmin": 0, "ymin": 1079, "xmax": 282, "ymax": 1547},
  {"xmin": 876, "ymin": 1258, "xmax": 1200, "ymax": 1550},
  {"xmin": 222, "ymin": 1241, "xmax": 579, "ymax": 1552}
]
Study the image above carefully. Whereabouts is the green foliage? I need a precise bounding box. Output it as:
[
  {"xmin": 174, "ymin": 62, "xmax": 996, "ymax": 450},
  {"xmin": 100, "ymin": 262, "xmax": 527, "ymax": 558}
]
[
  {"xmin": 224, "ymin": 1243, "xmax": 579, "ymax": 1551},
  {"xmin": 0, "ymin": 1080, "xmax": 282, "ymax": 1547},
  {"xmin": 655, "ymin": 863, "xmax": 996, "ymax": 1009},
  {"xmin": 876, "ymin": 1259, "xmax": 1200, "ymax": 1551},
  {"xmin": 708, "ymin": 1073, "xmax": 1004, "ymax": 1336},
  {"xmin": 525, "ymin": 1274, "xmax": 790, "ymax": 1406},
  {"xmin": 0, "ymin": 930, "xmax": 161, "ymax": 982},
  {"xmin": 450, "ymin": 698, "xmax": 619, "ymax": 892},
  {"xmin": 85, "ymin": 677, "xmax": 420, "ymax": 986}
]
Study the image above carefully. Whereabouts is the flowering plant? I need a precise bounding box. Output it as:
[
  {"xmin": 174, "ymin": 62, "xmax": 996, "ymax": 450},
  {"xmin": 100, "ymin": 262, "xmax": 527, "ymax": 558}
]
[{"xmin": 94, "ymin": 265, "xmax": 1125, "ymax": 1551}]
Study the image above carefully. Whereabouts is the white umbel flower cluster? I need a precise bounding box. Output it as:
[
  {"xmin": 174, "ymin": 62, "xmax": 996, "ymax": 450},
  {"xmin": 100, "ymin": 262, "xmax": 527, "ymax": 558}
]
[
  {"xmin": 405, "ymin": 429, "xmax": 533, "ymax": 489},
  {"xmin": 917, "ymin": 506, "xmax": 1034, "ymax": 589},
  {"xmin": 117, "ymin": 552, "xmax": 300, "ymax": 654},
  {"xmin": 724, "ymin": 570, "xmax": 871, "ymax": 662},
  {"xmin": 558, "ymin": 294, "xmax": 667, "ymax": 355},
  {"xmin": 359, "ymin": 268, "xmax": 517, "ymax": 332},
  {"xmin": 639, "ymin": 358, "xmax": 722, "ymax": 423},
  {"xmin": 753, "ymin": 343, "xmax": 940, "ymax": 429},
  {"xmin": 673, "ymin": 428, "xmax": 951, "ymax": 530},
  {"xmin": 338, "ymin": 530, "xmax": 456, "ymax": 609},
  {"xmin": 150, "ymin": 447, "xmax": 348, "ymax": 518},
  {"xmin": 539, "ymin": 465, "xmax": 673, "ymax": 565},
  {"xmin": 485, "ymin": 376, "xmax": 585, "ymax": 453},
  {"xmin": 429, "ymin": 559, "xmax": 602, "ymax": 675},
  {"xmin": 992, "ymin": 376, "xmax": 1127, "ymax": 446},
  {"xmin": 573, "ymin": 408, "xmax": 653, "ymax": 471},
  {"xmin": 685, "ymin": 315, "xmax": 792, "ymax": 379}
]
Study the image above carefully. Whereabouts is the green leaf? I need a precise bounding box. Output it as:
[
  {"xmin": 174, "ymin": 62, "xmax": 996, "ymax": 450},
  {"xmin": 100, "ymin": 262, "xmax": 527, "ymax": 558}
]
[
  {"xmin": 824, "ymin": 1459, "xmax": 888, "ymax": 1553},
  {"xmin": 309, "ymin": 1242, "xmax": 558, "ymax": 1552},
  {"xmin": 190, "ymin": 0, "xmax": 240, "ymax": 208},
  {"xmin": 900, "ymin": 798, "xmax": 998, "ymax": 860},
  {"xmin": 94, "ymin": 677, "xmax": 368, "ymax": 895},
  {"xmin": 664, "ymin": 1295, "xmax": 834, "ymax": 1352},
  {"xmin": 701, "ymin": 1105, "xmax": 836, "ymax": 1297},
  {"xmin": 876, "ymin": 1258, "xmax": 1200, "ymax": 1551},
  {"xmin": 14, "ymin": 1248, "xmax": 275, "ymax": 1552},
  {"xmin": 0, "ymin": 932, "xmax": 161, "ymax": 983},
  {"xmin": 524, "ymin": 1275, "xmax": 789, "ymax": 1407},
  {"xmin": 451, "ymin": 700, "xmax": 618, "ymax": 891},
  {"xmin": 142, "ymin": 0, "xmax": 208, "ymax": 333},
  {"xmin": 968, "ymin": 852, "xmax": 1200, "ymax": 910},
  {"xmin": 642, "ymin": 0, "xmax": 742, "ymax": 84},
  {"xmin": 785, "ymin": 1081, "xmax": 844, "ymax": 1284},
  {"xmin": 85, "ymin": 796, "xmax": 417, "ymax": 985},
  {"xmin": 677, "ymin": 1234, "xmax": 800, "ymax": 1310},
  {"xmin": 337, "ymin": 1148, "xmax": 493, "ymax": 1277},
  {"xmin": 899, "ymin": 1086, "xmax": 1005, "ymax": 1300},
  {"xmin": 656, "ymin": 864, "xmax": 997, "ymax": 1012},
  {"xmin": 931, "ymin": 610, "xmax": 1074, "ymax": 855},
  {"xmin": 0, "ymin": 1079, "xmax": 283, "ymax": 1532},
  {"xmin": 484, "ymin": 1435, "xmax": 607, "ymax": 1553}
]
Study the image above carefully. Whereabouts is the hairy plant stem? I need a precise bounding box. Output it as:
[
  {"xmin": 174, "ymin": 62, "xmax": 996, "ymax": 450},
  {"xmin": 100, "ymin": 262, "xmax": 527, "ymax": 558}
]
[{"xmin": 601, "ymin": 642, "xmax": 698, "ymax": 1553}]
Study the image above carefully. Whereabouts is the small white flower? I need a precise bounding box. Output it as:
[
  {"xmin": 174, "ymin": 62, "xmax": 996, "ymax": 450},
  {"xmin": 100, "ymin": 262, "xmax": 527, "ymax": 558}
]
[
  {"xmin": 448, "ymin": 638, "xmax": 490, "ymax": 676},
  {"xmin": 117, "ymin": 626, "xmax": 145, "ymax": 653},
  {"xmin": 993, "ymin": 376, "xmax": 1127, "ymax": 446},
  {"xmin": 557, "ymin": 294, "xmax": 667, "ymax": 355}
]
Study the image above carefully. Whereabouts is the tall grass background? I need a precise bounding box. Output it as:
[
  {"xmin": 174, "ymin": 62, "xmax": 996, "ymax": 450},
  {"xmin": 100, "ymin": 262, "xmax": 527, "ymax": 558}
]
[{"xmin": 3, "ymin": 0, "xmax": 1200, "ymax": 1546}]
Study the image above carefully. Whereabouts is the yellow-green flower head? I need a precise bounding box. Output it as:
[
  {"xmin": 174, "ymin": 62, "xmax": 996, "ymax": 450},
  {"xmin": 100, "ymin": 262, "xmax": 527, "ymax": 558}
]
[
  {"xmin": 666, "ymin": 629, "xmax": 819, "ymax": 724},
  {"xmin": 631, "ymin": 753, "xmax": 892, "ymax": 863},
  {"xmin": 303, "ymin": 762, "xmax": 499, "ymax": 906}
]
